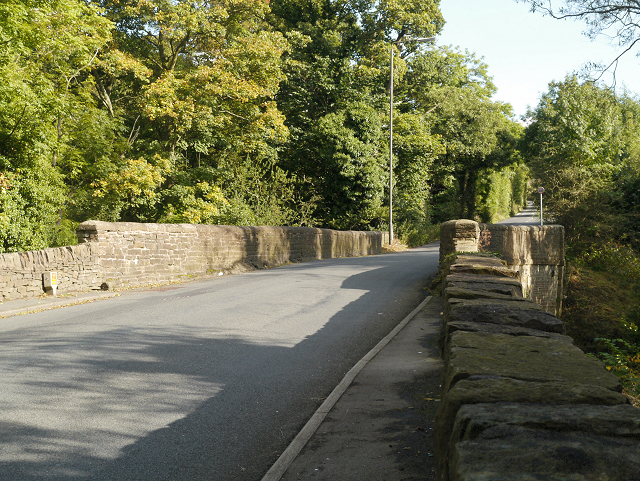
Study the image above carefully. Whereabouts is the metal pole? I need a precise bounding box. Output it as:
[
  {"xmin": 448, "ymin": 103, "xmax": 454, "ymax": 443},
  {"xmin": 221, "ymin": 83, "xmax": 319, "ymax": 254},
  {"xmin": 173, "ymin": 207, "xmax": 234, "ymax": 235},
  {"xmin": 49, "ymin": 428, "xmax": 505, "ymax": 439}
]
[
  {"xmin": 389, "ymin": 44, "xmax": 394, "ymax": 245},
  {"xmin": 540, "ymin": 193, "xmax": 543, "ymax": 226}
]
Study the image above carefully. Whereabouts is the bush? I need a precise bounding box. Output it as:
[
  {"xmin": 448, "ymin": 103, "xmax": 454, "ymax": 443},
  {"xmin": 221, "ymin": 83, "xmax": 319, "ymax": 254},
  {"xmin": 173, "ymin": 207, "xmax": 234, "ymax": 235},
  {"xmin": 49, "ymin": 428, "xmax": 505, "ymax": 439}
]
[
  {"xmin": 592, "ymin": 338, "xmax": 640, "ymax": 405},
  {"xmin": 580, "ymin": 242, "xmax": 640, "ymax": 282}
]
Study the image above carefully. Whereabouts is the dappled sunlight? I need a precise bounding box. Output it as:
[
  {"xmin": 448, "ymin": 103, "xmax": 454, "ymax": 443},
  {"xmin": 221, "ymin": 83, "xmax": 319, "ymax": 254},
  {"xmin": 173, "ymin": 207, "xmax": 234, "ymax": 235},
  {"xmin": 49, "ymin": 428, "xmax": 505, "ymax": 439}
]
[{"xmin": 0, "ymin": 332, "xmax": 223, "ymax": 478}]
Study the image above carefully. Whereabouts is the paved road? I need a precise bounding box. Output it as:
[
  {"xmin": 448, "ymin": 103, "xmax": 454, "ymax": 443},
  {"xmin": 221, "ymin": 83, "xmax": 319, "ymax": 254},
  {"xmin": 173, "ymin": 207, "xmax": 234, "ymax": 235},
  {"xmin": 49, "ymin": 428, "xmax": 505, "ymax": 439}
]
[
  {"xmin": 0, "ymin": 244, "xmax": 440, "ymax": 481},
  {"xmin": 496, "ymin": 202, "xmax": 540, "ymax": 225}
]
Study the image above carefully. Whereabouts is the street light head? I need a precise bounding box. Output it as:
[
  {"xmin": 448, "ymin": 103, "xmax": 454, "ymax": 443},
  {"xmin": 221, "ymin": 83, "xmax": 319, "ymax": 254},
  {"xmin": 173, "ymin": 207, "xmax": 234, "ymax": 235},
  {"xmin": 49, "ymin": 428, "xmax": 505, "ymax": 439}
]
[
  {"xmin": 397, "ymin": 36, "xmax": 436, "ymax": 44},
  {"xmin": 412, "ymin": 36, "xmax": 436, "ymax": 43}
]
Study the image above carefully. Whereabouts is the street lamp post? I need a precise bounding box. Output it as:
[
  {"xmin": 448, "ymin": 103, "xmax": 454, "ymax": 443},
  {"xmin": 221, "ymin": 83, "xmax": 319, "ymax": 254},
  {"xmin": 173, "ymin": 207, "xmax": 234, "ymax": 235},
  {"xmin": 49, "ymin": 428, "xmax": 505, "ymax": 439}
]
[{"xmin": 389, "ymin": 36, "xmax": 435, "ymax": 245}]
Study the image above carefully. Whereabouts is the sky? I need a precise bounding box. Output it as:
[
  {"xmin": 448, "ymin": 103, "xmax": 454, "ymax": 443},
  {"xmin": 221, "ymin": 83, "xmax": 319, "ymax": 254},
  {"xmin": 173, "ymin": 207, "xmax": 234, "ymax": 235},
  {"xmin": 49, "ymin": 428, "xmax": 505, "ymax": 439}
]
[{"xmin": 437, "ymin": 0, "xmax": 640, "ymax": 119}]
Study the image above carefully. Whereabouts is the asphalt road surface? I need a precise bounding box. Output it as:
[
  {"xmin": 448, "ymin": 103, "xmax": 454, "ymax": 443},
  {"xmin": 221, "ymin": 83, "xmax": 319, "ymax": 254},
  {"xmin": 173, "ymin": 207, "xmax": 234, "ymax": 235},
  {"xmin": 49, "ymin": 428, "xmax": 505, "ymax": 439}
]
[
  {"xmin": 0, "ymin": 244, "xmax": 440, "ymax": 481},
  {"xmin": 496, "ymin": 201, "xmax": 540, "ymax": 225}
]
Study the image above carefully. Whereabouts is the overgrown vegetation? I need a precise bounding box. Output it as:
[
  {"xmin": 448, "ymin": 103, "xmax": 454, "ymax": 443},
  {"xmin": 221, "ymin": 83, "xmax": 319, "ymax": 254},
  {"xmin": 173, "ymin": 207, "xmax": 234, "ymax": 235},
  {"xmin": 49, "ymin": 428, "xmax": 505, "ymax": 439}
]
[
  {"xmin": 0, "ymin": 0, "xmax": 528, "ymax": 253},
  {"xmin": 522, "ymin": 75, "xmax": 640, "ymax": 404}
]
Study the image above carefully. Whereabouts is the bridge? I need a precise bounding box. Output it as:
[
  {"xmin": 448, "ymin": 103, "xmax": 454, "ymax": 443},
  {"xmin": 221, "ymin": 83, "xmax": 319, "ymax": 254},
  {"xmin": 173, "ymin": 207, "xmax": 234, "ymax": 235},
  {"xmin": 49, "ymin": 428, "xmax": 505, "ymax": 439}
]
[{"xmin": 0, "ymin": 217, "xmax": 639, "ymax": 480}]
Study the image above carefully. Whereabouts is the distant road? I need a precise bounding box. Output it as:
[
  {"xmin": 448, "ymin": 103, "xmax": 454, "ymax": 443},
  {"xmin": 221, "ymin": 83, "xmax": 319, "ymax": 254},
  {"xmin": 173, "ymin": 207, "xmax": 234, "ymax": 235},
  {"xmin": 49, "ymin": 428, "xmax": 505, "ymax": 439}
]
[
  {"xmin": 496, "ymin": 201, "xmax": 540, "ymax": 225},
  {"xmin": 0, "ymin": 244, "xmax": 439, "ymax": 481}
]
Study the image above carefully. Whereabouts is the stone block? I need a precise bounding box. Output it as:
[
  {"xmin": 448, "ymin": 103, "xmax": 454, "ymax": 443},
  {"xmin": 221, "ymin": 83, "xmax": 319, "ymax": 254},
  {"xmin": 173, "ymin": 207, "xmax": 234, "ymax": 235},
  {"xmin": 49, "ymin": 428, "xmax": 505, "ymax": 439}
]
[
  {"xmin": 446, "ymin": 303, "xmax": 565, "ymax": 333},
  {"xmin": 444, "ymin": 298, "xmax": 544, "ymax": 321},
  {"xmin": 435, "ymin": 378, "xmax": 630, "ymax": 480},
  {"xmin": 444, "ymin": 331, "xmax": 621, "ymax": 392},
  {"xmin": 445, "ymin": 280, "xmax": 523, "ymax": 297},
  {"xmin": 449, "ymin": 403, "xmax": 640, "ymax": 481},
  {"xmin": 443, "ymin": 286, "xmax": 522, "ymax": 304},
  {"xmin": 448, "ymin": 263, "xmax": 519, "ymax": 278}
]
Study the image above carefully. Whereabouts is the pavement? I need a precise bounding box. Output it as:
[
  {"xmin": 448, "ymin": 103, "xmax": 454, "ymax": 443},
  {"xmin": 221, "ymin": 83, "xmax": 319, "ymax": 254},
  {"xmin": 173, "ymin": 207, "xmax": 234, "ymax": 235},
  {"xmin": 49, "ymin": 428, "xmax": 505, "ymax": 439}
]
[
  {"xmin": 0, "ymin": 290, "xmax": 120, "ymax": 319},
  {"xmin": 0, "ymin": 290, "xmax": 445, "ymax": 481},
  {"xmin": 263, "ymin": 296, "xmax": 444, "ymax": 481}
]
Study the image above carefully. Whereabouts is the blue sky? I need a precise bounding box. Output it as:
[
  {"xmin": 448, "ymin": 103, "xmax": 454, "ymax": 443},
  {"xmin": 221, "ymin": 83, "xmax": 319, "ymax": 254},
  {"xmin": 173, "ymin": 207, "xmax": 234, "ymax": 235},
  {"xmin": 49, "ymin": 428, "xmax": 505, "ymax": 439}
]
[{"xmin": 437, "ymin": 0, "xmax": 640, "ymax": 119}]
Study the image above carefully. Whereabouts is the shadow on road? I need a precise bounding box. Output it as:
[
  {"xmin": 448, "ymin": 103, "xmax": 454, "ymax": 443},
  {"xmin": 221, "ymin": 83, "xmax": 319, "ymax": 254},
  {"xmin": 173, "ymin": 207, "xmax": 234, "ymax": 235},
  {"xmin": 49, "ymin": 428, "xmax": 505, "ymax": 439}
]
[{"xmin": 0, "ymin": 245, "xmax": 439, "ymax": 481}]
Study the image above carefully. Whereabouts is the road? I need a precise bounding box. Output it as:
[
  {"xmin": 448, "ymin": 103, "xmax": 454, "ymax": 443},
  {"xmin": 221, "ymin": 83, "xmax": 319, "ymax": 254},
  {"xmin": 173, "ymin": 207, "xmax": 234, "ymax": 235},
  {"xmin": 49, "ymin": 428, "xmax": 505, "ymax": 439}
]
[
  {"xmin": 0, "ymin": 244, "xmax": 440, "ymax": 481},
  {"xmin": 496, "ymin": 201, "xmax": 540, "ymax": 225}
]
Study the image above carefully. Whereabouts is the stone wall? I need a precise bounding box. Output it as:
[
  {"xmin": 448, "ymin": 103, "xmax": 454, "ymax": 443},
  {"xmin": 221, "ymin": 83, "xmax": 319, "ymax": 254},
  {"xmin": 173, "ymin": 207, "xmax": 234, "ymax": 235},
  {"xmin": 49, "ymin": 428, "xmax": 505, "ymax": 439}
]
[
  {"xmin": 439, "ymin": 219, "xmax": 565, "ymax": 314},
  {"xmin": 435, "ymin": 254, "xmax": 639, "ymax": 481},
  {"xmin": 0, "ymin": 244, "xmax": 101, "ymax": 301},
  {"xmin": 1, "ymin": 222, "xmax": 388, "ymax": 301}
]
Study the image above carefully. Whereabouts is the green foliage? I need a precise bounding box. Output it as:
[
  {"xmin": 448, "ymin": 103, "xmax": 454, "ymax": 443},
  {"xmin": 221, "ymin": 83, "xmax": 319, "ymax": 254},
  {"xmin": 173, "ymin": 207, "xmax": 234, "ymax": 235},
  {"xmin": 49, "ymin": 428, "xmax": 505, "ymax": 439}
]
[
  {"xmin": 521, "ymin": 77, "xmax": 640, "ymax": 252},
  {"xmin": 0, "ymin": 167, "xmax": 67, "ymax": 253},
  {"xmin": 581, "ymin": 242, "xmax": 640, "ymax": 282},
  {"xmin": 592, "ymin": 338, "xmax": 640, "ymax": 404},
  {"xmin": 0, "ymin": 0, "xmax": 535, "ymax": 254},
  {"xmin": 305, "ymin": 102, "xmax": 387, "ymax": 230}
]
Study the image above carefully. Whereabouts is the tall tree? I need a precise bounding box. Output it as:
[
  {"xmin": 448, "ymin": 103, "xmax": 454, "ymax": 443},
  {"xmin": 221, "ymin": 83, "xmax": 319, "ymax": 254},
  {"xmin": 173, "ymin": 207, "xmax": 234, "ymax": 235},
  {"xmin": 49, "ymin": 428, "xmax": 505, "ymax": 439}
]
[
  {"xmin": 81, "ymin": 0, "xmax": 292, "ymax": 224},
  {"xmin": 522, "ymin": 76, "xmax": 626, "ymax": 246},
  {"xmin": 517, "ymin": 0, "xmax": 640, "ymax": 81},
  {"xmin": 269, "ymin": 0, "xmax": 444, "ymax": 229},
  {"xmin": 406, "ymin": 46, "xmax": 519, "ymax": 221},
  {"xmin": 0, "ymin": 0, "xmax": 113, "ymax": 251}
]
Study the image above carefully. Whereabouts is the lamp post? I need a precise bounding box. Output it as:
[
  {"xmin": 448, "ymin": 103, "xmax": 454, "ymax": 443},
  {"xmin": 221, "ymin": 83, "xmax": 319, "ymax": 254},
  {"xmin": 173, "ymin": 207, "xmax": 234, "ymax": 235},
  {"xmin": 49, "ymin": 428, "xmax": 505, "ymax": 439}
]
[{"xmin": 389, "ymin": 36, "xmax": 435, "ymax": 245}]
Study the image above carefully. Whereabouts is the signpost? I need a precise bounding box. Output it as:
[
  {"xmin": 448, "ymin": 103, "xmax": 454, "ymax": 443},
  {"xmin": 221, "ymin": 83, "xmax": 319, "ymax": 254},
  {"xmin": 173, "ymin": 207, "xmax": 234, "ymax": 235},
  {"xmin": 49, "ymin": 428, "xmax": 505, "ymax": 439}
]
[
  {"xmin": 43, "ymin": 271, "xmax": 58, "ymax": 297},
  {"xmin": 537, "ymin": 187, "xmax": 545, "ymax": 226}
]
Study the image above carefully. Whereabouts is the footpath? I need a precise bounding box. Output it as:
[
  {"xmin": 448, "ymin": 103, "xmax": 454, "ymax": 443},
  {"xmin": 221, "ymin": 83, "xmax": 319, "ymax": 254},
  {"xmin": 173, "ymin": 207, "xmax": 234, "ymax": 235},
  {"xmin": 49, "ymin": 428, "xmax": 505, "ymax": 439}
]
[{"xmin": 264, "ymin": 296, "xmax": 444, "ymax": 481}]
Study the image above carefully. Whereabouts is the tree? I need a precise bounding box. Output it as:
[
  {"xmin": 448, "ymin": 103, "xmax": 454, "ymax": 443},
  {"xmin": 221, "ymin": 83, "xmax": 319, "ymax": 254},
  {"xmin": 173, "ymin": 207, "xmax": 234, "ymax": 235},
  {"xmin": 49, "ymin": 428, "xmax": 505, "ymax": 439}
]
[
  {"xmin": 0, "ymin": 0, "xmax": 114, "ymax": 251},
  {"xmin": 517, "ymin": 0, "xmax": 640, "ymax": 80},
  {"xmin": 406, "ymin": 46, "xmax": 521, "ymax": 221},
  {"xmin": 269, "ymin": 0, "xmax": 445, "ymax": 230},
  {"xmin": 522, "ymin": 76, "xmax": 627, "ymax": 247},
  {"xmin": 79, "ymin": 0, "xmax": 293, "ymax": 225}
]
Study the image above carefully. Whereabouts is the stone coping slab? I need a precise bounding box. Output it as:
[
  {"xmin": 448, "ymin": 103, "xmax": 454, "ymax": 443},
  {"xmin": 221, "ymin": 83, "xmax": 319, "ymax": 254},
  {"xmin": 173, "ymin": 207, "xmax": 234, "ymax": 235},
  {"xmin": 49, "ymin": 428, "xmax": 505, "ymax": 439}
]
[
  {"xmin": 447, "ymin": 264, "xmax": 519, "ymax": 279},
  {"xmin": 449, "ymin": 403, "xmax": 640, "ymax": 481},
  {"xmin": 443, "ymin": 286, "xmax": 523, "ymax": 304},
  {"xmin": 444, "ymin": 298, "xmax": 544, "ymax": 319},
  {"xmin": 444, "ymin": 331, "xmax": 621, "ymax": 392},
  {"xmin": 444, "ymin": 273, "xmax": 522, "ymax": 286},
  {"xmin": 435, "ymin": 380, "xmax": 630, "ymax": 480},
  {"xmin": 446, "ymin": 303, "xmax": 565, "ymax": 333},
  {"xmin": 444, "ymin": 320, "xmax": 573, "ymax": 343},
  {"xmin": 444, "ymin": 281, "xmax": 523, "ymax": 298}
]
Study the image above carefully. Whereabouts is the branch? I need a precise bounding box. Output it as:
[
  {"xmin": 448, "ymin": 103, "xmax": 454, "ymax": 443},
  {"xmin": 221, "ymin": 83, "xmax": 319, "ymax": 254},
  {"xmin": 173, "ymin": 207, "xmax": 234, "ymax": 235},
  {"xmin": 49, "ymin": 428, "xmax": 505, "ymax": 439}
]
[
  {"xmin": 424, "ymin": 90, "xmax": 452, "ymax": 115},
  {"xmin": 220, "ymin": 109, "xmax": 250, "ymax": 121},
  {"xmin": 593, "ymin": 37, "xmax": 640, "ymax": 82},
  {"xmin": 7, "ymin": 103, "xmax": 28, "ymax": 139}
]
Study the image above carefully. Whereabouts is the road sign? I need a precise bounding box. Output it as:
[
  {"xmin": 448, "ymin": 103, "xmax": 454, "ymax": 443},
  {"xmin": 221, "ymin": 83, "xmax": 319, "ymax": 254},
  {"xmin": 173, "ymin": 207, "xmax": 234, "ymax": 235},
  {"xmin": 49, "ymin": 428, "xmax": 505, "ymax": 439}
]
[{"xmin": 537, "ymin": 187, "xmax": 545, "ymax": 194}]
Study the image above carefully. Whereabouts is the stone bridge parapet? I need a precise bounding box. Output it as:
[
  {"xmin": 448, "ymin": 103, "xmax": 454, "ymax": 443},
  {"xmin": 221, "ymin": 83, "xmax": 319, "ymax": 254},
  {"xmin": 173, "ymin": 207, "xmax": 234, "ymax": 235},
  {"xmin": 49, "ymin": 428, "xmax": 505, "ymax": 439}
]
[
  {"xmin": 440, "ymin": 219, "xmax": 565, "ymax": 315},
  {"xmin": 0, "ymin": 222, "xmax": 389, "ymax": 301},
  {"xmin": 434, "ymin": 253, "xmax": 639, "ymax": 481}
]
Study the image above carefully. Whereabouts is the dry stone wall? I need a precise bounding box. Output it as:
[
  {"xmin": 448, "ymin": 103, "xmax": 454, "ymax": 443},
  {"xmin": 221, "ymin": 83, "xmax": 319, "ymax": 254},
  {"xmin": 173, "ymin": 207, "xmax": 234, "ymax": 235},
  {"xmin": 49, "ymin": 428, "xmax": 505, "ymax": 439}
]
[
  {"xmin": 440, "ymin": 219, "xmax": 565, "ymax": 314},
  {"xmin": 435, "ymin": 254, "xmax": 639, "ymax": 481},
  {"xmin": 1, "ymin": 222, "xmax": 388, "ymax": 301},
  {"xmin": 0, "ymin": 244, "xmax": 101, "ymax": 301}
]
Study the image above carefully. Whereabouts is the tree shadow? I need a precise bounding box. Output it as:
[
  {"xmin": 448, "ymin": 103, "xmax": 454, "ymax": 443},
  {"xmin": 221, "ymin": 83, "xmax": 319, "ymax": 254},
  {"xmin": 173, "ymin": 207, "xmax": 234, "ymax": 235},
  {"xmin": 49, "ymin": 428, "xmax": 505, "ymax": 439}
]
[{"xmin": 0, "ymin": 245, "xmax": 439, "ymax": 481}]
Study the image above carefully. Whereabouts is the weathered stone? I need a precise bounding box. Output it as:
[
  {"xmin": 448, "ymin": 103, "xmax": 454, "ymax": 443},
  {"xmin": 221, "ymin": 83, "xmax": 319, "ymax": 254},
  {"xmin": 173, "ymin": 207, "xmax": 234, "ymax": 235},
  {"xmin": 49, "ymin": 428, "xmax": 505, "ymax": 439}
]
[
  {"xmin": 445, "ymin": 273, "xmax": 523, "ymax": 286},
  {"xmin": 445, "ymin": 320, "xmax": 572, "ymax": 341},
  {"xmin": 444, "ymin": 298, "xmax": 544, "ymax": 320},
  {"xmin": 443, "ymin": 287, "xmax": 522, "ymax": 304},
  {"xmin": 446, "ymin": 303, "xmax": 565, "ymax": 334},
  {"xmin": 445, "ymin": 281, "xmax": 523, "ymax": 298},
  {"xmin": 449, "ymin": 403, "xmax": 640, "ymax": 481},
  {"xmin": 444, "ymin": 331, "xmax": 621, "ymax": 392},
  {"xmin": 439, "ymin": 220, "xmax": 480, "ymax": 262},
  {"xmin": 451, "ymin": 255, "xmax": 507, "ymax": 267},
  {"xmin": 435, "ymin": 379, "xmax": 631, "ymax": 480},
  {"xmin": 447, "ymin": 264, "xmax": 519, "ymax": 278},
  {"xmin": 2, "ymin": 224, "xmax": 388, "ymax": 301}
]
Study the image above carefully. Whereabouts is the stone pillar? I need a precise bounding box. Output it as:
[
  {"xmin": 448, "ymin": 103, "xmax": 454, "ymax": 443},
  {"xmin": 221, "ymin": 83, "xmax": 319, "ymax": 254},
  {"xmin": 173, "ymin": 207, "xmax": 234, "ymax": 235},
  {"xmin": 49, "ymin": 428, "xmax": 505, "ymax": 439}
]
[{"xmin": 439, "ymin": 220, "xmax": 480, "ymax": 263}]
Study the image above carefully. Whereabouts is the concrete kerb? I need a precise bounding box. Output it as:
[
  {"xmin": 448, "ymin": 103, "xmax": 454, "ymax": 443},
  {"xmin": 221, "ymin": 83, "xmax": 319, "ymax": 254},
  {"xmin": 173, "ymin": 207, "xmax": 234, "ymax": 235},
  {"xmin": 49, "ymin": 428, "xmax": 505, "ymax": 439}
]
[
  {"xmin": 0, "ymin": 291, "xmax": 120, "ymax": 318},
  {"xmin": 260, "ymin": 295, "xmax": 434, "ymax": 481}
]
